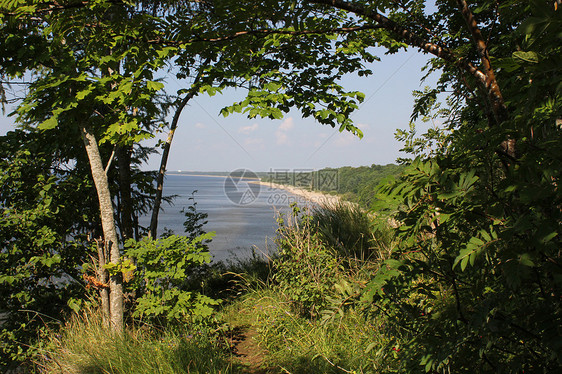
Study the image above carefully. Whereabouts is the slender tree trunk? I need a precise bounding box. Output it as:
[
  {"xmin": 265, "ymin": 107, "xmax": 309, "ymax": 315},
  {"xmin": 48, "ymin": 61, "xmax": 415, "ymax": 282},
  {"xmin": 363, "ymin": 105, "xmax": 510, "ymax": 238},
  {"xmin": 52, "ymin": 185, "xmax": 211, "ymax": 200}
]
[
  {"xmin": 117, "ymin": 145, "xmax": 134, "ymax": 241},
  {"xmin": 116, "ymin": 145, "xmax": 135, "ymax": 283},
  {"xmin": 149, "ymin": 64, "xmax": 208, "ymax": 237},
  {"xmin": 80, "ymin": 124, "xmax": 124, "ymax": 331}
]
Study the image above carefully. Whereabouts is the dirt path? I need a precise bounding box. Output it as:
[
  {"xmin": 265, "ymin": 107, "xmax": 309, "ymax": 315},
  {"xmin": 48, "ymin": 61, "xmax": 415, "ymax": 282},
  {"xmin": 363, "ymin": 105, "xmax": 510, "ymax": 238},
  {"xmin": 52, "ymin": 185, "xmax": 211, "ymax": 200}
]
[{"xmin": 228, "ymin": 325, "xmax": 275, "ymax": 374}]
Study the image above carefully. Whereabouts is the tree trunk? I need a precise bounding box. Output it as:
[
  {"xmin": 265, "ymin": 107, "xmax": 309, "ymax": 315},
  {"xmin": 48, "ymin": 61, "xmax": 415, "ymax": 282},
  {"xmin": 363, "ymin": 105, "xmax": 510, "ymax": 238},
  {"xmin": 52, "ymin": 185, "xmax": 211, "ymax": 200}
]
[
  {"xmin": 455, "ymin": 0, "xmax": 506, "ymax": 124},
  {"xmin": 80, "ymin": 124, "xmax": 124, "ymax": 331},
  {"xmin": 149, "ymin": 64, "xmax": 208, "ymax": 237},
  {"xmin": 94, "ymin": 237, "xmax": 110, "ymax": 325},
  {"xmin": 117, "ymin": 145, "xmax": 134, "ymax": 241}
]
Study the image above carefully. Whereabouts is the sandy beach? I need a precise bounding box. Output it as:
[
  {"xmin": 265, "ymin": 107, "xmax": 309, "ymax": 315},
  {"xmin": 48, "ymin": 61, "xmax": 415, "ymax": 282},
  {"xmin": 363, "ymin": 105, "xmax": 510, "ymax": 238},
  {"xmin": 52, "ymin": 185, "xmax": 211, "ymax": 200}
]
[{"xmin": 252, "ymin": 180, "xmax": 341, "ymax": 206}]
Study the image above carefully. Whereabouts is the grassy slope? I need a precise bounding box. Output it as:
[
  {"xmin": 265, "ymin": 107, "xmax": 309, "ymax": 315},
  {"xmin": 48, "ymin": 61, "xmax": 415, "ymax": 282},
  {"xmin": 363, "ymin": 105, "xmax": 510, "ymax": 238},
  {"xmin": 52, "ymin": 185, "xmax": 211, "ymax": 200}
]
[{"xmin": 41, "ymin": 204, "xmax": 396, "ymax": 374}]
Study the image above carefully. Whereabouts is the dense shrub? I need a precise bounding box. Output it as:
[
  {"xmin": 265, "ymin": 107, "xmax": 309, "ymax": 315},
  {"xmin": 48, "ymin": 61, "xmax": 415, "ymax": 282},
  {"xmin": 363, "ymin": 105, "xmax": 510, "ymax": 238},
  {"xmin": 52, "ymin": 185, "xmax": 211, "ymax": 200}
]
[{"xmin": 273, "ymin": 206, "xmax": 343, "ymax": 317}]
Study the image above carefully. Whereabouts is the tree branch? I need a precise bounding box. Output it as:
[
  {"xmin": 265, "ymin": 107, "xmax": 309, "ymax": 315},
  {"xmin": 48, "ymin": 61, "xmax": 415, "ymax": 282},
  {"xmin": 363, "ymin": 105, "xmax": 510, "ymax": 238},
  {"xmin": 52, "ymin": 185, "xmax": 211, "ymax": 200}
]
[
  {"xmin": 455, "ymin": 0, "xmax": 505, "ymax": 122},
  {"xmin": 149, "ymin": 59, "xmax": 210, "ymax": 238},
  {"xmin": 306, "ymin": 0, "xmax": 491, "ymax": 110},
  {"xmin": 146, "ymin": 25, "xmax": 383, "ymax": 45}
]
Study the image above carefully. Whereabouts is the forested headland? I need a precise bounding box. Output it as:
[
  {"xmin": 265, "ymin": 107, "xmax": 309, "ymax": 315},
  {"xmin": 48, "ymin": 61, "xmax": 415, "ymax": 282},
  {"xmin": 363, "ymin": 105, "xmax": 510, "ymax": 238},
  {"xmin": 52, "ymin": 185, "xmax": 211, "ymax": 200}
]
[
  {"xmin": 1, "ymin": 1, "xmax": 560, "ymax": 373},
  {"xmin": 262, "ymin": 164, "xmax": 405, "ymax": 208}
]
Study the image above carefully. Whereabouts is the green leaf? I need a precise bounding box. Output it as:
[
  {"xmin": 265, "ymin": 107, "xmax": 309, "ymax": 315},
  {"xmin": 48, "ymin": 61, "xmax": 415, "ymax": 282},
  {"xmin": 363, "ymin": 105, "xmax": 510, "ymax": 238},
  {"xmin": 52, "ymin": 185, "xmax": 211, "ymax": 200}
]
[
  {"xmin": 76, "ymin": 88, "xmax": 93, "ymax": 101},
  {"xmin": 38, "ymin": 116, "xmax": 58, "ymax": 130},
  {"xmin": 518, "ymin": 253, "xmax": 535, "ymax": 267},
  {"xmin": 146, "ymin": 81, "xmax": 164, "ymax": 91},
  {"xmin": 512, "ymin": 51, "xmax": 539, "ymax": 63}
]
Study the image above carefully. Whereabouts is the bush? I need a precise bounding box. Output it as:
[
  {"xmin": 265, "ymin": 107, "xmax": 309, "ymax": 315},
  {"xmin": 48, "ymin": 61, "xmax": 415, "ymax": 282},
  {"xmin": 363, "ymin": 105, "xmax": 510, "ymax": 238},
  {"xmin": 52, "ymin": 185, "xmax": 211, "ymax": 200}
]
[
  {"xmin": 273, "ymin": 206, "xmax": 343, "ymax": 317},
  {"xmin": 311, "ymin": 202, "xmax": 374, "ymax": 260},
  {"xmin": 124, "ymin": 233, "xmax": 220, "ymax": 325}
]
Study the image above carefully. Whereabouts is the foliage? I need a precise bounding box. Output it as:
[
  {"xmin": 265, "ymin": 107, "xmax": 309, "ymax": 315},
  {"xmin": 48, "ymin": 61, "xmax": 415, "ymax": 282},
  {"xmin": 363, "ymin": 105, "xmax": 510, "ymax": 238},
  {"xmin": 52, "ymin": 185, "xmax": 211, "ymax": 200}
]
[
  {"xmin": 125, "ymin": 233, "xmax": 219, "ymax": 325},
  {"xmin": 2, "ymin": 0, "xmax": 561, "ymax": 372},
  {"xmin": 360, "ymin": 1, "xmax": 562, "ymax": 372},
  {"xmin": 325, "ymin": 165, "xmax": 405, "ymax": 208},
  {"xmin": 173, "ymin": 0, "xmax": 376, "ymax": 136},
  {"xmin": 181, "ymin": 191, "xmax": 210, "ymax": 242},
  {"xmin": 311, "ymin": 201, "xmax": 375, "ymax": 260},
  {"xmin": 0, "ymin": 129, "xmax": 100, "ymax": 370},
  {"xmin": 273, "ymin": 205, "xmax": 344, "ymax": 317}
]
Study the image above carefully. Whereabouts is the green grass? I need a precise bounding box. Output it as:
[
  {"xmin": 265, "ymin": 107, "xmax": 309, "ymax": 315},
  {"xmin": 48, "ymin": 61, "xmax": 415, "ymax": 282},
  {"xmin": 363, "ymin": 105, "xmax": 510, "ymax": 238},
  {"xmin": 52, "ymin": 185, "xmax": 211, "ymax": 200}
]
[
  {"xmin": 222, "ymin": 289, "xmax": 394, "ymax": 374},
  {"xmin": 39, "ymin": 205, "xmax": 399, "ymax": 374},
  {"xmin": 217, "ymin": 206, "xmax": 398, "ymax": 373},
  {"xmin": 39, "ymin": 308, "xmax": 235, "ymax": 374}
]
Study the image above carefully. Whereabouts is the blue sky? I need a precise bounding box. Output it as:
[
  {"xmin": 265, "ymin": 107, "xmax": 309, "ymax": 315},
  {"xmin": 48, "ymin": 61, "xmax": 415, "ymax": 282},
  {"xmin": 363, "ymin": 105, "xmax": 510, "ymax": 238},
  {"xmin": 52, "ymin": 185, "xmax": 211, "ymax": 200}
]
[
  {"xmin": 0, "ymin": 47, "xmax": 438, "ymax": 172},
  {"xmin": 145, "ymin": 47, "xmax": 438, "ymax": 172}
]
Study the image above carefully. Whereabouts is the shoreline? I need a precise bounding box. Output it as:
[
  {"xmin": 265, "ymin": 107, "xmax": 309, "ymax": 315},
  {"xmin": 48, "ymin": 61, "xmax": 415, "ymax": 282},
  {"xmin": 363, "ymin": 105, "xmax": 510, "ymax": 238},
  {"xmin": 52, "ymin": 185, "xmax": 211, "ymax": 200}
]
[
  {"xmin": 252, "ymin": 180, "xmax": 341, "ymax": 206},
  {"xmin": 167, "ymin": 173, "xmax": 261, "ymax": 180},
  {"xmin": 165, "ymin": 173, "xmax": 340, "ymax": 205},
  {"xmin": 167, "ymin": 173, "xmax": 228, "ymax": 178}
]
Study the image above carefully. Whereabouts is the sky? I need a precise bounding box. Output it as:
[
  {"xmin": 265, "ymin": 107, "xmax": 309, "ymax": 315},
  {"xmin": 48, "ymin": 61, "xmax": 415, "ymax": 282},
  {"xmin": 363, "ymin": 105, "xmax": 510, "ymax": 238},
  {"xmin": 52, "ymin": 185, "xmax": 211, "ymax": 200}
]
[
  {"xmin": 144, "ymin": 47, "xmax": 438, "ymax": 172},
  {"xmin": 0, "ymin": 48, "xmax": 439, "ymax": 172}
]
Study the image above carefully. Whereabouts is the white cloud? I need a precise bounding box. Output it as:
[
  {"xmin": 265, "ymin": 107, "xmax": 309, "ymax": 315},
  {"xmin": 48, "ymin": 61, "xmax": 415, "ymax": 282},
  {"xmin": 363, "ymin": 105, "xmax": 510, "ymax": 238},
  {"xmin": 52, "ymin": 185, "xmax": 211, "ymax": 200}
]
[
  {"xmin": 279, "ymin": 117, "xmax": 294, "ymax": 131},
  {"xmin": 238, "ymin": 123, "xmax": 259, "ymax": 134},
  {"xmin": 275, "ymin": 131, "xmax": 288, "ymax": 145},
  {"xmin": 195, "ymin": 122, "xmax": 206, "ymax": 129},
  {"xmin": 333, "ymin": 132, "xmax": 359, "ymax": 147},
  {"xmin": 275, "ymin": 117, "xmax": 294, "ymax": 144},
  {"xmin": 244, "ymin": 137, "xmax": 264, "ymax": 147}
]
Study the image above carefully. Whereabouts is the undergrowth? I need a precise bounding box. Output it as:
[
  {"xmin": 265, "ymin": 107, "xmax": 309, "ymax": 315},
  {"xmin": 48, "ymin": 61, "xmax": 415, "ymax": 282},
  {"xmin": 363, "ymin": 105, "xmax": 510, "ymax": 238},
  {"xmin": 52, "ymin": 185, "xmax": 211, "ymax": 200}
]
[
  {"xmin": 39, "ymin": 307, "xmax": 235, "ymax": 374},
  {"xmin": 219, "ymin": 203, "xmax": 399, "ymax": 373},
  {"xmin": 40, "ymin": 203, "xmax": 398, "ymax": 374},
  {"xmin": 222, "ymin": 288, "xmax": 394, "ymax": 374}
]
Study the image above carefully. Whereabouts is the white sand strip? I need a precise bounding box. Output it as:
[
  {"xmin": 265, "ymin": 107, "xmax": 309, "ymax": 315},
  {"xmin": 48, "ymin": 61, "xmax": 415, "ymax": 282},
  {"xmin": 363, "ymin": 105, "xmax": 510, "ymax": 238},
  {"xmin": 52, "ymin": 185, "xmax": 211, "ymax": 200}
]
[{"xmin": 252, "ymin": 180, "xmax": 341, "ymax": 206}]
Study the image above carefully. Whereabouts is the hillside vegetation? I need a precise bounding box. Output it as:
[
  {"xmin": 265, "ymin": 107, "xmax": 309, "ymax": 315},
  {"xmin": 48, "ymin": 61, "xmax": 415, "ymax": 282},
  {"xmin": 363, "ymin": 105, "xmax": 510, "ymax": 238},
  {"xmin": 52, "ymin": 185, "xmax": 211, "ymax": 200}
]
[
  {"xmin": 263, "ymin": 164, "xmax": 404, "ymax": 208},
  {"xmin": 1, "ymin": 0, "xmax": 560, "ymax": 373}
]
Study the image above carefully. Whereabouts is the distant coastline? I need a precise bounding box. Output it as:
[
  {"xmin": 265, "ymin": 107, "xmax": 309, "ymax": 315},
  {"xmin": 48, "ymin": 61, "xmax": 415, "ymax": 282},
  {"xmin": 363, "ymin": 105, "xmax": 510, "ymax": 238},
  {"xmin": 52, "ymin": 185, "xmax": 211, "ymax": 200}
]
[
  {"xmin": 166, "ymin": 172, "xmax": 261, "ymax": 180},
  {"xmin": 252, "ymin": 180, "xmax": 340, "ymax": 206},
  {"xmin": 164, "ymin": 172, "xmax": 340, "ymax": 205},
  {"xmin": 167, "ymin": 173, "xmax": 229, "ymax": 178}
]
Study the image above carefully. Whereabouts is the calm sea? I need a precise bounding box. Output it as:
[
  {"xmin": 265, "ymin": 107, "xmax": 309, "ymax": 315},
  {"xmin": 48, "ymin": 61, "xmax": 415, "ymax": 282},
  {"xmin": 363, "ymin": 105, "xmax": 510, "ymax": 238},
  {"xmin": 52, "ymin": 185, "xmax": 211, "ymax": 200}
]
[{"xmin": 149, "ymin": 174, "xmax": 306, "ymax": 262}]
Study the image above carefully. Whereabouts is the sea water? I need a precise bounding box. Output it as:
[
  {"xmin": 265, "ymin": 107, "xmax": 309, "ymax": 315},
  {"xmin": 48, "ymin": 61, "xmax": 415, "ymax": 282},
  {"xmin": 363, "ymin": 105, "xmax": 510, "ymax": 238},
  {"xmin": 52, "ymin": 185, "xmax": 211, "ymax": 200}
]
[{"xmin": 150, "ymin": 174, "xmax": 305, "ymax": 262}]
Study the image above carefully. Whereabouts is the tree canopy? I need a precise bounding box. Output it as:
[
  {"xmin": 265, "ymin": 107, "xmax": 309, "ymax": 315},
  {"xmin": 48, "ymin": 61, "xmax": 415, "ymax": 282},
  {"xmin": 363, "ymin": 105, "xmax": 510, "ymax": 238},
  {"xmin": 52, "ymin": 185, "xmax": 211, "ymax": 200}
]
[{"xmin": 1, "ymin": 0, "xmax": 561, "ymax": 371}]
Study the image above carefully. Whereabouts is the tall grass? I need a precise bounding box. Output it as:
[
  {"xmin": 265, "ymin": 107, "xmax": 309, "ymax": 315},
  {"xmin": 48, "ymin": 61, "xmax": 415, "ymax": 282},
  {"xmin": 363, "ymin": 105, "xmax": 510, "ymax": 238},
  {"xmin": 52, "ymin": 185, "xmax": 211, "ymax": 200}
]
[
  {"xmin": 217, "ymin": 204, "xmax": 399, "ymax": 373},
  {"xmin": 311, "ymin": 202, "xmax": 395, "ymax": 261},
  {"xmin": 39, "ymin": 307, "xmax": 234, "ymax": 374},
  {"xmin": 222, "ymin": 289, "xmax": 394, "ymax": 374},
  {"xmin": 39, "ymin": 203, "xmax": 399, "ymax": 374}
]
